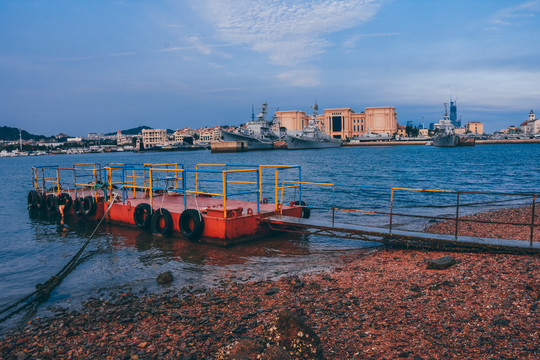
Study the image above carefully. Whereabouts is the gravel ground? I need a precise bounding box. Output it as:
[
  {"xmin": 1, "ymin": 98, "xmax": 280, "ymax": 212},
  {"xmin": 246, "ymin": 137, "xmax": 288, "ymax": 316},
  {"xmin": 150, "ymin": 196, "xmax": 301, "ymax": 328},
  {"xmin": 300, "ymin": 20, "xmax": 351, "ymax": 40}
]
[
  {"xmin": 1, "ymin": 206, "xmax": 539, "ymax": 359},
  {"xmin": 425, "ymin": 204, "xmax": 540, "ymax": 242}
]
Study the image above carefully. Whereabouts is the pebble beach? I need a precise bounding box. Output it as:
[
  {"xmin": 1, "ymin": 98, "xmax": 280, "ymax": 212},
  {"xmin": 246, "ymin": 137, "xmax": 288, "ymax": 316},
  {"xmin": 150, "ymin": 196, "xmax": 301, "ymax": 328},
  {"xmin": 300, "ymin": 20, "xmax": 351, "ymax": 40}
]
[{"xmin": 1, "ymin": 205, "xmax": 539, "ymax": 360}]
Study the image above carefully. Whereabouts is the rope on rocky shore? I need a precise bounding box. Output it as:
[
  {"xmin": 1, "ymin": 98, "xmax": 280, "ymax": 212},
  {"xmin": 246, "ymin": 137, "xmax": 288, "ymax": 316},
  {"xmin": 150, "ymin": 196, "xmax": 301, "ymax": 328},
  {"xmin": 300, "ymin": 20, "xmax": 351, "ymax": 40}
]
[{"xmin": 0, "ymin": 194, "xmax": 118, "ymax": 324}]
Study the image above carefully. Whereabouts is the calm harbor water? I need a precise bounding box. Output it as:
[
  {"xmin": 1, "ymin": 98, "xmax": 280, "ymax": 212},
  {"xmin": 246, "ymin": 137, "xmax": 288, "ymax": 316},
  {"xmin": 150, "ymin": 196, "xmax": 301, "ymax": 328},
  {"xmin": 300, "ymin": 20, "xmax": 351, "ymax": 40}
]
[{"xmin": 1, "ymin": 144, "xmax": 539, "ymax": 328}]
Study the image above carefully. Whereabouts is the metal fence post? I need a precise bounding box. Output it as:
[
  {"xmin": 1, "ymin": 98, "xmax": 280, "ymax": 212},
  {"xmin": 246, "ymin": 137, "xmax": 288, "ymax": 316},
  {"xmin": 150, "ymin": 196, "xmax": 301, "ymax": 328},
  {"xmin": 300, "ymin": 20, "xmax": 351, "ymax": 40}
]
[
  {"xmin": 389, "ymin": 188, "xmax": 394, "ymax": 233},
  {"xmin": 455, "ymin": 192, "xmax": 460, "ymax": 240},
  {"xmin": 531, "ymin": 195, "xmax": 536, "ymax": 247}
]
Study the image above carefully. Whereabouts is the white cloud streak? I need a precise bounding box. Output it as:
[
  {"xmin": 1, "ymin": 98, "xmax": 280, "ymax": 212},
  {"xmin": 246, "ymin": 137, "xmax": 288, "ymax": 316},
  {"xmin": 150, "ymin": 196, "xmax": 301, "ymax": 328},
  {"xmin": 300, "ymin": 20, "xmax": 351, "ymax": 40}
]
[
  {"xmin": 198, "ymin": 0, "xmax": 383, "ymax": 66},
  {"xmin": 486, "ymin": 1, "xmax": 539, "ymax": 29}
]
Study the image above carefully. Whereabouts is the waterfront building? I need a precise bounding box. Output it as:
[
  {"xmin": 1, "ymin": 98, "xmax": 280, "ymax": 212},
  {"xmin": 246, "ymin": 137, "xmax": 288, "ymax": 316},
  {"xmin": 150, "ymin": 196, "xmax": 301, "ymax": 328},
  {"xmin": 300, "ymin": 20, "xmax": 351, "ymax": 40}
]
[
  {"xmin": 396, "ymin": 124, "xmax": 406, "ymax": 137},
  {"xmin": 274, "ymin": 111, "xmax": 307, "ymax": 131},
  {"xmin": 502, "ymin": 125, "xmax": 519, "ymax": 134},
  {"xmin": 275, "ymin": 106, "xmax": 397, "ymax": 140},
  {"xmin": 198, "ymin": 126, "xmax": 222, "ymax": 143},
  {"xmin": 419, "ymin": 128, "xmax": 429, "ymax": 136},
  {"xmin": 87, "ymin": 133, "xmax": 104, "ymax": 140},
  {"xmin": 465, "ymin": 121, "xmax": 484, "ymax": 134},
  {"xmin": 142, "ymin": 129, "xmax": 167, "ymax": 149},
  {"xmin": 116, "ymin": 130, "xmax": 131, "ymax": 145},
  {"xmin": 174, "ymin": 127, "xmax": 197, "ymax": 143},
  {"xmin": 454, "ymin": 127, "xmax": 466, "ymax": 135},
  {"xmin": 521, "ymin": 110, "xmax": 540, "ymax": 135}
]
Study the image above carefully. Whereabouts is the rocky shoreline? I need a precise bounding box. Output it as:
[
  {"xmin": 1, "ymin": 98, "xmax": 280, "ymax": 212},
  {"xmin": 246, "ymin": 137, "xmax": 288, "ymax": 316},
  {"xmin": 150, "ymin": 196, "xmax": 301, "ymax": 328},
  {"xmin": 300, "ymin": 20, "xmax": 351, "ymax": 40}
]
[
  {"xmin": 1, "ymin": 205, "xmax": 539, "ymax": 359},
  {"xmin": 1, "ymin": 248, "xmax": 538, "ymax": 359}
]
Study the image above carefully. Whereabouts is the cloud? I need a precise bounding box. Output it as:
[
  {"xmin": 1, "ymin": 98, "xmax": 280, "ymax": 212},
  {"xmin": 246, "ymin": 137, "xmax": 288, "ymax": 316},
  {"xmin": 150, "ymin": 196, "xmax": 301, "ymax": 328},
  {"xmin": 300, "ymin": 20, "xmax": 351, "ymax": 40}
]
[
  {"xmin": 197, "ymin": 0, "xmax": 383, "ymax": 66},
  {"xmin": 188, "ymin": 36, "xmax": 212, "ymax": 55},
  {"xmin": 277, "ymin": 68, "xmax": 321, "ymax": 87},
  {"xmin": 486, "ymin": 1, "xmax": 539, "ymax": 29},
  {"xmin": 342, "ymin": 33, "xmax": 398, "ymax": 49}
]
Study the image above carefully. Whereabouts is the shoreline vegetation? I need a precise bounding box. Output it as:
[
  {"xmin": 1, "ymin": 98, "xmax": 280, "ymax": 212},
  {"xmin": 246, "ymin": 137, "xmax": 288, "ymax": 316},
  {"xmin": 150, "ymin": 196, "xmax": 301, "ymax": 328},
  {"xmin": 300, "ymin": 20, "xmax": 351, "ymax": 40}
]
[{"xmin": 1, "ymin": 207, "xmax": 539, "ymax": 359}]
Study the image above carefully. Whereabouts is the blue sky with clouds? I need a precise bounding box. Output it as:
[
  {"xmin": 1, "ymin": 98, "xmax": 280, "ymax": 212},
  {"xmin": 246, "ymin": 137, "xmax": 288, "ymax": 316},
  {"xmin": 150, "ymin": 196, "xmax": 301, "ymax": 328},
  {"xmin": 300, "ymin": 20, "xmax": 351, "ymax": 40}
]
[{"xmin": 1, "ymin": 0, "xmax": 539, "ymax": 135}]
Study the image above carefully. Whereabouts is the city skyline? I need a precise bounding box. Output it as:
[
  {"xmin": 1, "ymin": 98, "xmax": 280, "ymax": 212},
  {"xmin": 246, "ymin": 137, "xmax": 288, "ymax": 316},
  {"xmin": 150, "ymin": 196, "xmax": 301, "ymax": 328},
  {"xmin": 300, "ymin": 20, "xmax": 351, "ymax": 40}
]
[{"xmin": 1, "ymin": 0, "xmax": 539, "ymax": 136}]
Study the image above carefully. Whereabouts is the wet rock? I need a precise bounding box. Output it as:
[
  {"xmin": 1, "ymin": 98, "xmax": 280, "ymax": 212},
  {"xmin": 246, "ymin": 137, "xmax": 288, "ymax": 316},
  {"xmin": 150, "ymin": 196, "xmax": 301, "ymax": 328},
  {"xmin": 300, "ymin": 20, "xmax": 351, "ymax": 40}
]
[
  {"xmin": 305, "ymin": 282, "xmax": 321, "ymax": 290},
  {"xmin": 157, "ymin": 271, "xmax": 174, "ymax": 284},
  {"xmin": 265, "ymin": 288, "xmax": 279, "ymax": 296},
  {"xmin": 265, "ymin": 310, "xmax": 323, "ymax": 360},
  {"xmin": 229, "ymin": 339, "xmax": 264, "ymax": 359},
  {"xmin": 426, "ymin": 256, "xmax": 456, "ymax": 270},
  {"xmin": 262, "ymin": 345, "xmax": 292, "ymax": 360},
  {"xmin": 215, "ymin": 339, "xmax": 263, "ymax": 360},
  {"xmin": 15, "ymin": 351, "xmax": 28, "ymax": 360}
]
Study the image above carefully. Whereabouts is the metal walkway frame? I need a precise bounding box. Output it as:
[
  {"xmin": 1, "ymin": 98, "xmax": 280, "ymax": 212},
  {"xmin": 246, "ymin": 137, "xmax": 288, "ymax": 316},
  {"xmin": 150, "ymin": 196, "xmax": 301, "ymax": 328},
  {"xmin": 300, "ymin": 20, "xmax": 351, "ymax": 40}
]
[{"xmin": 264, "ymin": 215, "xmax": 540, "ymax": 254}]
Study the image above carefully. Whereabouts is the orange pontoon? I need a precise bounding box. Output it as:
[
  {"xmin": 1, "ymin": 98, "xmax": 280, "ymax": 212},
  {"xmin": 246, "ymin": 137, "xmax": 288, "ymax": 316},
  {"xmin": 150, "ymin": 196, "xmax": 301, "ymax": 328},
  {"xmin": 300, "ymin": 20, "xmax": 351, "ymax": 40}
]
[{"xmin": 28, "ymin": 163, "xmax": 307, "ymax": 246}]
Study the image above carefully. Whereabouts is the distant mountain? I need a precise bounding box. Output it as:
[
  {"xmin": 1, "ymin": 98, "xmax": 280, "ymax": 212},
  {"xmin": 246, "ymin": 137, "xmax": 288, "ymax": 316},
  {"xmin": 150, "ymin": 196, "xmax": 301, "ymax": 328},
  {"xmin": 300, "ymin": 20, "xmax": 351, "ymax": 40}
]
[
  {"xmin": 106, "ymin": 125, "xmax": 152, "ymax": 136},
  {"xmin": 0, "ymin": 126, "xmax": 49, "ymax": 141}
]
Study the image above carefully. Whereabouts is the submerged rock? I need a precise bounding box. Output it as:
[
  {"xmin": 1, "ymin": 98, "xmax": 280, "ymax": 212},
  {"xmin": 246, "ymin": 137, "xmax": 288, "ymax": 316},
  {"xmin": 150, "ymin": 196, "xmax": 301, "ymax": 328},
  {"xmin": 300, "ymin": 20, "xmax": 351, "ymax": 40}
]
[{"xmin": 156, "ymin": 271, "xmax": 174, "ymax": 284}]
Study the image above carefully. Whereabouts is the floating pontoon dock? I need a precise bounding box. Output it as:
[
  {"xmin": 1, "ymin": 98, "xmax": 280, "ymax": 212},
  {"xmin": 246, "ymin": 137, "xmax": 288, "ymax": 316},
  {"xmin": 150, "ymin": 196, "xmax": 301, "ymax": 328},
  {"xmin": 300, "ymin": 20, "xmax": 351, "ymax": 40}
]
[{"xmin": 27, "ymin": 163, "xmax": 539, "ymax": 252}]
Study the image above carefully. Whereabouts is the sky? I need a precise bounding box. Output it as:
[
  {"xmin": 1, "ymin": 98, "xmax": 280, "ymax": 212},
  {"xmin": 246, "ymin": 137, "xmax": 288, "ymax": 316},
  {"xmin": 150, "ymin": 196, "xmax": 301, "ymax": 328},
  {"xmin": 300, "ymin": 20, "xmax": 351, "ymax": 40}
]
[{"xmin": 1, "ymin": 0, "xmax": 539, "ymax": 136}]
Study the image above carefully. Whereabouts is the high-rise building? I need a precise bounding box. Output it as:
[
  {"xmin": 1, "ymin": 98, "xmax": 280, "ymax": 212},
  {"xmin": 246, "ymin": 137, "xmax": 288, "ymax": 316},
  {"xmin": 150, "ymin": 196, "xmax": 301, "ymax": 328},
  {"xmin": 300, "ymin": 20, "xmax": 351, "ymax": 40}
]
[{"xmin": 450, "ymin": 99, "xmax": 460, "ymax": 127}]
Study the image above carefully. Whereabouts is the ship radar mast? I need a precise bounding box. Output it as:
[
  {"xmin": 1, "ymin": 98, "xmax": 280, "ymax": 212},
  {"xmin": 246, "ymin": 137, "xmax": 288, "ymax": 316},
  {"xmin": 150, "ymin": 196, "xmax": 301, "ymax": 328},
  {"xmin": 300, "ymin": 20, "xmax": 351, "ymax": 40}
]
[{"xmin": 256, "ymin": 102, "xmax": 269, "ymax": 122}]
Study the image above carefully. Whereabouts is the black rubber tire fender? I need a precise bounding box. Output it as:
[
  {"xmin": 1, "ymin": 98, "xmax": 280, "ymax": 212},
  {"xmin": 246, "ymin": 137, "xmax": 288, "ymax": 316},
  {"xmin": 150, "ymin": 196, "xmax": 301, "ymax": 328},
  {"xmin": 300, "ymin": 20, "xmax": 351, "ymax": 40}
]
[
  {"xmin": 45, "ymin": 194, "xmax": 56, "ymax": 212},
  {"xmin": 55, "ymin": 193, "xmax": 73, "ymax": 213},
  {"xmin": 82, "ymin": 195, "xmax": 97, "ymax": 216},
  {"xmin": 73, "ymin": 197, "xmax": 84, "ymax": 216},
  {"xmin": 151, "ymin": 208, "xmax": 173, "ymax": 236},
  {"xmin": 27, "ymin": 190, "xmax": 38, "ymax": 208},
  {"xmin": 294, "ymin": 200, "xmax": 310, "ymax": 219},
  {"xmin": 179, "ymin": 209, "xmax": 205, "ymax": 242},
  {"xmin": 36, "ymin": 193, "xmax": 47, "ymax": 211},
  {"xmin": 134, "ymin": 203, "xmax": 153, "ymax": 230}
]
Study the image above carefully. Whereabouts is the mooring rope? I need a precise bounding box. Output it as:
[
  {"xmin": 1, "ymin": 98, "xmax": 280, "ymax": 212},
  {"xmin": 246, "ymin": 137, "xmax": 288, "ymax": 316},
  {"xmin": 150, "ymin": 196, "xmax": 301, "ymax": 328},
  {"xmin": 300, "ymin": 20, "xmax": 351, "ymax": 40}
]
[{"xmin": 0, "ymin": 194, "xmax": 119, "ymax": 324}]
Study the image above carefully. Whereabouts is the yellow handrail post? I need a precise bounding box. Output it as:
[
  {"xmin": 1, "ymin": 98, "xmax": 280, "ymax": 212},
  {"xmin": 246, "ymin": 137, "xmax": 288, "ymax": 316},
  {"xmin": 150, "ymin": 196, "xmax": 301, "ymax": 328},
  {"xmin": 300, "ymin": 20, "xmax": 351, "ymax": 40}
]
[
  {"xmin": 56, "ymin": 167, "xmax": 60, "ymax": 195},
  {"xmin": 259, "ymin": 165, "xmax": 263, "ymax": 201},
  {"xmin": 196, "ymin": 164, "xmax": 200, "ymax": 193},
  {"xmin": 107, "ymin": 167, "xmax": 112, "ymax": 196},
  {"xmin": 390, "ymin": 188, "xmax": 394, "ymax": 233},
  {"xmin": 222, "ymin": 170, "xmax": 227, "ymax": 218},
  {"xmin": 274, "ymin": 169, "xmax": 279, "ymax": 211},
  {"xmin": 149, "ymin": 169, "xmax": 154, "ymax": 208},
  {"xmin": 175, "ymin": 163, "xmax": 179, "ymax": 190},
  {"xmin": 132, "ymin": 168, "xmax": 136, "ymax": 198}
]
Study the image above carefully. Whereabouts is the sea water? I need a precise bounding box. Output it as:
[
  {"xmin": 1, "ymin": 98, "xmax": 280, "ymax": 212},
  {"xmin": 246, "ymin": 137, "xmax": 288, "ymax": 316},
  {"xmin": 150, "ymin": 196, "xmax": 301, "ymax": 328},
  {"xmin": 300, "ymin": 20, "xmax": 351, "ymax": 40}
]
[{"xmin": 0, "ymin": 144, "xmax": 538, "ymax": 328}]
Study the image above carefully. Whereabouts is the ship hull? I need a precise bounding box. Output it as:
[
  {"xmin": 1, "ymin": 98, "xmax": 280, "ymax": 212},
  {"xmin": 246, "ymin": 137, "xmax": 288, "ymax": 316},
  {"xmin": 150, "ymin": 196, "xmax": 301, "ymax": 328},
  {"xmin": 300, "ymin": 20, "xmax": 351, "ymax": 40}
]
[
  {"xmin": 285, "ymin": 135, "xmax": 342, "ymax": 150},
  {"xmin": 221, "ymin": 130, "xmax": 274, "ymax": 150},
  {"xmin": 457, "ymin": 137, "xmax": 475, "ymax": 146},
  {"xmin": 433, "ymin": 134, "xmax": 458, "ymax": 147}
]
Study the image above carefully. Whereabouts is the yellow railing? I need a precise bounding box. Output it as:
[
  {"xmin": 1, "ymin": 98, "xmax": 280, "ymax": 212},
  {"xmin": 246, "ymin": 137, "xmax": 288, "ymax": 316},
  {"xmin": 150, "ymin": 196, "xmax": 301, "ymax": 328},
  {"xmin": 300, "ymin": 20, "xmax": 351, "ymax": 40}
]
[
  {"xmin": 32, "ymin": 166, "xmax": 61, "ymax": 194},
  {"xmin": 150, "ymin": 167, "xmax": 259, "ymax": 217},
  {"xmin": 279, "ymin": 181, "xmax": 334, "ymax": 214}
]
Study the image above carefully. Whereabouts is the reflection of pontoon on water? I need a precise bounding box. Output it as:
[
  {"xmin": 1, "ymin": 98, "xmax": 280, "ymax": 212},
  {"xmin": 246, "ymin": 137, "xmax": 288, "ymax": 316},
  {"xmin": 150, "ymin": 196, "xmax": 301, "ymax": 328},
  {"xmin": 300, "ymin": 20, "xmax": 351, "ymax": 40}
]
[
  {"xmin": 221, "ymin": 103, "xmax": 281, "ymax": 150},
  {"xmin": 285, "ymin": 102, "xmax": 342, "ymax": 150}
]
